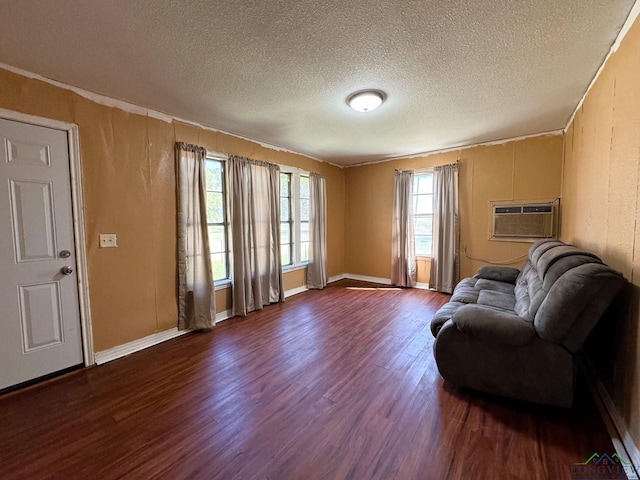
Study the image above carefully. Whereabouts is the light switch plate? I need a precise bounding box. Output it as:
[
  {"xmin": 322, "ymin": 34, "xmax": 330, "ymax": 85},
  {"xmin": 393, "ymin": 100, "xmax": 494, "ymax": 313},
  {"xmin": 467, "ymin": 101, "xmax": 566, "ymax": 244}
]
[{"xmin": 99, "ymin": 233, "xmax": 118, "ymax": 248}]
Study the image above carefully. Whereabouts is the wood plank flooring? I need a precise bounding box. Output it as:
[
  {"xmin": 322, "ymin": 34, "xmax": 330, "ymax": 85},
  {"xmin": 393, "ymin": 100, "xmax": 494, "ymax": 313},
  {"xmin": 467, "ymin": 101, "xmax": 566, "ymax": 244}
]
[{"xmin": 0, "ymin": 280, "xmax": 621, "ymax": 479}]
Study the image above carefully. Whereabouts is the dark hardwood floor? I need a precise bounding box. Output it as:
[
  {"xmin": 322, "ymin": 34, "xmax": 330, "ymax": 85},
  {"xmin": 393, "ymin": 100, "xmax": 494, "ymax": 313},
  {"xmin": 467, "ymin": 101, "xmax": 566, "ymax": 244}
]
[{"xmin": 0, "ymin": 280, "xmax": 621, "ymax": 479}]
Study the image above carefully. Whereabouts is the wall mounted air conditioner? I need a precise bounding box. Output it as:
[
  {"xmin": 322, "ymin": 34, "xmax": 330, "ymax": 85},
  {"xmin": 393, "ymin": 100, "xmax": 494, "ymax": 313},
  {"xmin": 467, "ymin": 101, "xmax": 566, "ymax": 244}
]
[{"xmin": 490, "ymin": 199, "xmax": 559, "ymax": 241}]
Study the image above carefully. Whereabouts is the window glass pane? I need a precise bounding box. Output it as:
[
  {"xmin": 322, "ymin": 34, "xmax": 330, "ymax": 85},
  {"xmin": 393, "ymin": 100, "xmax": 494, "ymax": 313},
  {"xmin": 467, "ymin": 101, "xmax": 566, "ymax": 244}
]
[
  {"xmin": 211, "ymin": 253, "xmax": 227, "ymax": 281},
  {"xmin": 301, "ymin": 242, "xmax": 309, "ymax": 263},
  {"xmin": 301, "ymin": 221, "xmax": 309, "ymax": 242},
  {"xmin": 280, "ymin": 197, "xmax": 290, "ymax": 221},
  {"xmin": 206, "ymin": 192, "xmax": 224, "ymax": 223},
  {"xmin": 206, "ymin": 161, "xmax": 223, "ymax": 192},
  {"xmin": 414, "ymin": 215, "xmax": 432, "ymax": 235},
  {"xmin": 281, "ymin": 244, "xmax": 292, "ymax": 266},
  {"xmin": 280, "ymin": 172, "xmax": 290, "ymax": 196},
  {"xmin": 300, "ymin": 175, "xmax": 310, "ymax": 198},
  {"xmin": 415, "ymin": 174, "xmax": 433, "ymax": 194},
  {"xmin": 205, "ymin": 157, "xmax": 229, "ymax": 282},
  {"xmin": 280, "ymin": 222, "xmax": 291, "ymax": 244},
  {"xmin": 415, "ymin": 235, "xmax": 432, "ymax": 256},
  {"xmin": 415, "ymin": 194, "xmax": 433, "ymax": 215},
  {"xmin": 300, "ymin": 198, "xmax": 310, "ymax": 221},
  {"xmin": 208, "ymin": 225, "xmax": 226, "ymax": 253}
]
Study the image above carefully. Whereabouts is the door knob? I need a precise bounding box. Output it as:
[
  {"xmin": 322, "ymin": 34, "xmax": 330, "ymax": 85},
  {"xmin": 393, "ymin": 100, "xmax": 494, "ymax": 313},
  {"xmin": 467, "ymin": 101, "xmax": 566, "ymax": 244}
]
[{"xmin": 60, "ymin": 266, "xmax": 73, "ymax": 275}]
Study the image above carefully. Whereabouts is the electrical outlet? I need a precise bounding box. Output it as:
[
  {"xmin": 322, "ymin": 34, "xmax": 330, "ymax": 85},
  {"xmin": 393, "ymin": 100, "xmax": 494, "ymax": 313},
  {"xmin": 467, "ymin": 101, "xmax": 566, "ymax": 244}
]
[{"xmin": 99, "ymin": 233, "xmax": 118, "ymax": 248}]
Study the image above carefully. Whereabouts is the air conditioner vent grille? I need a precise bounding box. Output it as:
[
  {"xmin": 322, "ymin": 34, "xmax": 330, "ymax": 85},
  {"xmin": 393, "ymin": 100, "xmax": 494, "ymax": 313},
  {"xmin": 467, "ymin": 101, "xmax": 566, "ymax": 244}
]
[
  {"xmin": 522, "ymin": 205, "xmax": 552, "ymax": 214},
  {"xmin": 495, "ymin": 206, "xmax": 521, "ymax": 214},
  {"xmin": 491, "ymin": 200, "xmax": 559, "ymax": 241}
]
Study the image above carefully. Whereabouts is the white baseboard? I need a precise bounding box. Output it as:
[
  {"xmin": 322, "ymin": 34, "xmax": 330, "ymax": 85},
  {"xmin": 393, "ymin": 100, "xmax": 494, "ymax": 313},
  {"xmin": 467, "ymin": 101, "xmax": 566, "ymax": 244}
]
[
  {"xmin": 341, "ymin": 274, "xmax": 392, "ymax": 285},
  {"xmin": 328, "ymin": 273, "xmax": 347, "ymax": 283},
  {"xmin": 216, "ymin": 309, "xmax": 233, "ymax": 323},
  {"xmin": 94, "ymin": 327, "xmax": 189, "ymax": 365},
  {"xmin": 580, "ymin": 355, "xmax": 640, "ymax": 477},
  {"xmin": 285, "ymin": 286, "xmax": 308, "ymax": 297},
  {"xmin": 329, "ymin": 273, "xmax": 428, "ymax": 289},
  {"xmin": 94, "ymin": 309, "xmax": 233, "ymax": 365}
]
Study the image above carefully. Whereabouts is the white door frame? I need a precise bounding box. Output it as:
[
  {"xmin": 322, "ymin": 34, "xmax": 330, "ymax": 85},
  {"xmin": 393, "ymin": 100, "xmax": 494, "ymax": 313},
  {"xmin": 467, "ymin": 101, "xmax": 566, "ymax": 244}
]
[{"xmin": 0, "ymin": 108, "xmax": 94, "ymax": 366}]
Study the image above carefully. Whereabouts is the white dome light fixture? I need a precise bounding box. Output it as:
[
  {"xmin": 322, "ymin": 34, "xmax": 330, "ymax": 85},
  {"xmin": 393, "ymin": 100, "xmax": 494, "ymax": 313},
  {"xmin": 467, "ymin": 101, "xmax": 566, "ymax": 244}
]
[{"xmin": 347, "ymin": 90, "xmax": 385, "ymax": 113}]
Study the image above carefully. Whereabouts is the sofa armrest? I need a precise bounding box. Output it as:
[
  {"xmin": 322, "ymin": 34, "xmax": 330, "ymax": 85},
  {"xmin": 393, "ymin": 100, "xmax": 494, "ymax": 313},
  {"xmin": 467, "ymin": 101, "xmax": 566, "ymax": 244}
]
[
  {"xmin": 475, "ymin": 266, "xmax": 520, "ymax": 284},
  {"xmin": 452, "ymin": 305, "xmax": 535, "ymax": 346}
]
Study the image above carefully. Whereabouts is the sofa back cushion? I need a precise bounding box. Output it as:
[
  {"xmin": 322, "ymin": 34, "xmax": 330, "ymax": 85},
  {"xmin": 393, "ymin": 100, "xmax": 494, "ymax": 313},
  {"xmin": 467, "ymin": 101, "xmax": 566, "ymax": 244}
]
[
  {"xmin": 513, "ymin": 264, "xmax": 538, "ymax": 320},
  {"xmin": 535, "ymin": 246, "xmax": 601, "ymax": 282},
  {"xmin": 513, "ymin": 240, "xmax": 564, "ymax": 320},
  {"xmin": 513, "ymin": 241, "xmax": 607, "ymax": 320},
  {"xmin": 529, "ymin": 239, "xmax": 566, "ymax": 261},
  {"xmin": 534, "ymin": 263, "xmax": 624, "ymax": 352}
]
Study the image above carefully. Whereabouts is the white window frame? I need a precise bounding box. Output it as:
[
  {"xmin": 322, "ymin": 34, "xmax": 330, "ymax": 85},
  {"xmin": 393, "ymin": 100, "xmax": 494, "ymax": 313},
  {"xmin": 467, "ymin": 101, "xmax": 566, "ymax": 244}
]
[
  {"xmin": 205, "ymin": 152, "xmax": 232, "ymax": 288},
  {"xmin": 280, "ymin": 171, "xmax": 294, "ymax": 267},
  {"xmin": 413, "ymin": 170, "xmax": 434, "ymax": 259},
  {"xmin": 280, "ymin": 165, "xmax": 310, "ymax": 271}
]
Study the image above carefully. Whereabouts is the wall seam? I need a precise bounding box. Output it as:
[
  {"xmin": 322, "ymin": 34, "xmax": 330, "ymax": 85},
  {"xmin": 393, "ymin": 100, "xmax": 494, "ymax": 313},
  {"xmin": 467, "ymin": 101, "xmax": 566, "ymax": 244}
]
[
  {"xmin": 605, "ymin": 77, "xmax": 616, "ymax": 258},
  {"xmin": 632, "ymin": 146, "xmax": 640, "ymax": 286},
  {"xmin": 147, "ymin": 115, "xmax": 161, "ymax": 332}
]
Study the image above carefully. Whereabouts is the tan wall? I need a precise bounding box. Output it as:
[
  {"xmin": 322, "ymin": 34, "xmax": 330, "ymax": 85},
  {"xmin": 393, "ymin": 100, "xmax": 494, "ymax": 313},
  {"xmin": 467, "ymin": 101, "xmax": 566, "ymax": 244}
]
[
  {"xmin": 561, "ymin": 15, "xmax": 640, "ymax": 451},
  {"xmin": 345, "ymin": 134, "xmax": 563, "ymax": 282},
  {"xmin": 0, "ymin": 68, "xmax": 345, "ymax": 352}
]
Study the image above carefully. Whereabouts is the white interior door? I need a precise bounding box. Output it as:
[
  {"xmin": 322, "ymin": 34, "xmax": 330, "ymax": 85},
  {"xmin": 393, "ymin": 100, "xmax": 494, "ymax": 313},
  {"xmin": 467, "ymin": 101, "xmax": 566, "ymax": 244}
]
[{"xmin": 0, "ymin": 118, "xmax": 84, "ymax": 391}]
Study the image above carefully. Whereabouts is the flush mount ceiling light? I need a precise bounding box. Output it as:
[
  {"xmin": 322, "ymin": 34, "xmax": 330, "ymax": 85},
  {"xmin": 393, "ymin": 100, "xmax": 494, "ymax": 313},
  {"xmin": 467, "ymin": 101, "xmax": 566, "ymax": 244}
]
[{"xmin": 347, "ymin": 90, "xmax": 385, "ymax": 113}]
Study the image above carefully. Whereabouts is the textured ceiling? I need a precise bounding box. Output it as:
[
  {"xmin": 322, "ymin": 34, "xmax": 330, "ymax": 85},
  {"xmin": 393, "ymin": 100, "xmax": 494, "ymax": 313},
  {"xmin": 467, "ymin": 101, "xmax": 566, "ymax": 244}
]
[{"xmin": 0, "ymin": 1, "xmax": 636, "ymax": 165}]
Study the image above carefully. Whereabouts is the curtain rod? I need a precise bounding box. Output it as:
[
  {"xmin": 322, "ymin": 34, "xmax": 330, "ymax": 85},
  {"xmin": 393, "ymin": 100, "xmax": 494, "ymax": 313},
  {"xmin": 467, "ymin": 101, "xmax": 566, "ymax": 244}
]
[{"xmin": 396, "ymin": 160, "xmax": 460, "ymax": 175}]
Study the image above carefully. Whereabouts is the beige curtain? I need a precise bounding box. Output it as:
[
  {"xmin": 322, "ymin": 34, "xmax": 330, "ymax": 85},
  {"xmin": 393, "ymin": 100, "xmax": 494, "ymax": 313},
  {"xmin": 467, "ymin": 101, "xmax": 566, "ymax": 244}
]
[
  {"xmin": 176, "ymin": 142, "xmax": 215, "ymax": 330},
  {"xmin": 430, "ymin": 163, "xmax": 460, "ymax": 293},
  {"xmin": 229, "ymin": 155, "xmax": 284, "ymax": 316},
  {"xmin": 307, "ymin": 173, "xmax": 327, "ymax": 289},
  {"xmin": 391, "ymin": 170, "xmax": 416, "ymax": 287}
]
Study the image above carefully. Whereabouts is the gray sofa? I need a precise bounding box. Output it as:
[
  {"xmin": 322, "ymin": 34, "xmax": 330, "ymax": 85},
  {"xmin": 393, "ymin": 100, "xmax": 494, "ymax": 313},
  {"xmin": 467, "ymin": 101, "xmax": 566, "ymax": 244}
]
[{"xmin": 430, "ymin": 240, "xmax": 624, "ymax": 407}]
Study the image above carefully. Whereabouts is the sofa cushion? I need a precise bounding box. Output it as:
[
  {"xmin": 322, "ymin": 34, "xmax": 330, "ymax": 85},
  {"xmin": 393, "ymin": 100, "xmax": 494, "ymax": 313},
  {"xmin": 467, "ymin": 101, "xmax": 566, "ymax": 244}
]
[
  {"xmin": 450, "ymin": 278, "xmax": 479, "ymax": 303},
  {"xmin": 452, "ymin": 304, "xmax": 536, "ymax": 346},
  {"xmin": 542, "ymin": 254, "xmax": 602, "ymax": 291},
  {"xmin": 526, "ymin": 269, "xmax": 546, "ymax": 319},
  {"xmin": 477, "ymin": 290, "xmax": 516, "ymax": 311},
  {"xmin": 430, "ymin": 301, "xmax": 466, "ymax": 336},
  {"xmin": 475, "ymin": 266, "xmax": 520, "ymax": 283},
  {"xmin": 524, "ymin": 248, "xmax": 603, "ymax": 320},
  {"xmin": 535, "ymin": 245, "xmax": 601, "ymax": 281},
  {"xmin": 513, "ymin": 266, "xmax": 531, "ymax": 319},
  {"xmin": 529, "ymin": 240, "xmax": 566, "ymax": 265},
  {"xmin": 475, "ymin": 278, "xmax": 516, "ymax": 294},
  {"xmin": 534, "ymin": 263, "xmax": 625, "ymax": 352}
]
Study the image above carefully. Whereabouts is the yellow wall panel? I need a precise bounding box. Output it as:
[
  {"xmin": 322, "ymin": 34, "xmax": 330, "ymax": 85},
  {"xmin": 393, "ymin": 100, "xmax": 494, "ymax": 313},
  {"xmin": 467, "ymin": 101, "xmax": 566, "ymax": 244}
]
[
  {"xmin": 284, "ymin": 268, "xmax": 307, "ymax": 292},
  {"xmin": 148, "ymin": 118, "xmax": 180, "ymax": 332},
  {"xmin": 561, "ymin": 14, "xmax": 640, "ymax": 452},
  {"xmin": 0, "ymin": 70, "xmax": 75, "ymax": 123},
  {"xmin": 215, "ymin": 287, "xmax": 232, "ymax": 314},
  {"xmin": 74, "ymin": 103, "xmax": 159, "ymax": 350},
  {"xmin": 513, "ymin": 135, "xmax": 563, "ymax": 201}
]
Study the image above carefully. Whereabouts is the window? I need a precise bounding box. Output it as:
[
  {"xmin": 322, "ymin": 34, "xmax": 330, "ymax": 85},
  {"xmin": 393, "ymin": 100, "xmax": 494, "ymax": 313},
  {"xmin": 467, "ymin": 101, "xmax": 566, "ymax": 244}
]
[
  {"xmin": 280, "ymin": 172, "xmax": 293, "ymax": 266},
  {"xmin": 300, "ymin": 175, "xmax": 310, "ymax": 262},
  {"xmin": 413, "ymin": 173, "xmax": 433, "ymax": 257},
  {"xmin": 279, "ymin": 168, "xmax": 310, "ymax": 267},
  {"xmin": 205, "ymin": 157, "xmax": 230, "ymax": 282}
]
